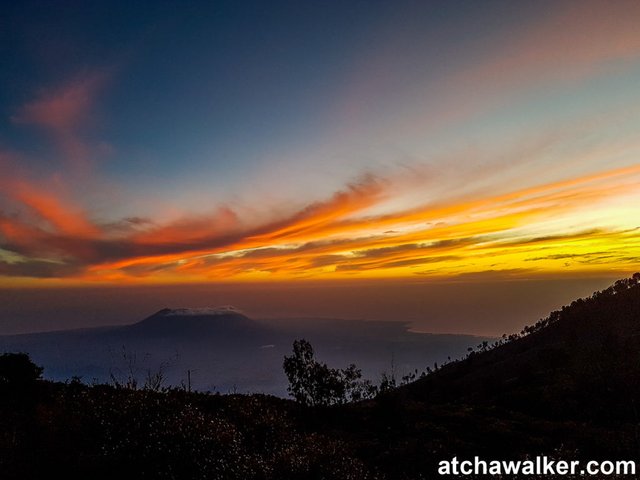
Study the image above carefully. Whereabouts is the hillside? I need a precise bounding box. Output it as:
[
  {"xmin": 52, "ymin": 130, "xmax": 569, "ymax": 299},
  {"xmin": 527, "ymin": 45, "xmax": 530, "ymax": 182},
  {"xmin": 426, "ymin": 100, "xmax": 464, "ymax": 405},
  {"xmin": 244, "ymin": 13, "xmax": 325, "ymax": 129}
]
[
  {"xmin": 406, "ymin": 273, "xmax": 640, "ymax": 418},
  {"xmin": 318, "ymin": 273, "xmax": 640, "ymax": 477},
  {"xmin": 1, "ymin": 274, "xmax": 640, "ymax": 479}
]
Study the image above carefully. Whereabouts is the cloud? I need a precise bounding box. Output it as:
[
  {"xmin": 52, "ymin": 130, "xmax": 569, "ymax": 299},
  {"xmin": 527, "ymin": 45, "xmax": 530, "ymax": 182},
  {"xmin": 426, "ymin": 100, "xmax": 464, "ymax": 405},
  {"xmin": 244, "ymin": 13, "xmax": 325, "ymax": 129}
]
[
  {"xmin": 12, "ymin": 76, "xmax": 98, "ymax": 130},
  {"xmin": 336, "ymin": 255, "xmax": 462, "ymax": 272},
  {"xmin": 6, "ymin": 180, "xmax": 100, "ymax": 237},
  {"xmin": 0, "ymin": 259, "xmax": 80, "ymax": 279},
  {"xmin": 247, "ymin": 173, "xmax": 387, "ymax": 242},
  {"xmin": 337, "ymin": 1, "xmax": 640, "ymax": 144},
  {"xmin": 99, "ymin": 217, "xmax": 153, "ymax": 233},
  {"xmin": 11, "ymin": 72, "xmax": 107, "ymax": 169},
  {"xmin": 487, "ymin": 0, "xmax": 640, "ymax": 83}
]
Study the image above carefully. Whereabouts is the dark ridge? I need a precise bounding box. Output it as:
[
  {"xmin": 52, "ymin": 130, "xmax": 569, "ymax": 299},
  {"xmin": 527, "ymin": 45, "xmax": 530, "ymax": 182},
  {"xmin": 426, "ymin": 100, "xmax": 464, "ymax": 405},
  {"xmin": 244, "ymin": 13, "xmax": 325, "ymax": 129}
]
[
  {"xmin": 125, "ymin": 306, "xmax": 260, "ymax": 339},
  {"xmin": 399, "ymin": 272, "xmax": 640, "ymax": 423}
]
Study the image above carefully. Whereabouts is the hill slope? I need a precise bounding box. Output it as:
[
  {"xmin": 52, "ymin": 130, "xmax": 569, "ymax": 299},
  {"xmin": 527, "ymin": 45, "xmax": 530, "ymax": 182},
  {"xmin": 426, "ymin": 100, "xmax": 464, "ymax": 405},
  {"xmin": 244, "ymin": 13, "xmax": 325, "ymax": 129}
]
[
  {"xmin": 404, "ymin": 273, "xmax": 640, "ymax": 421},
  {"xmin": 309, "ymin": 274, "xmax": 640, "ymax": 477}
]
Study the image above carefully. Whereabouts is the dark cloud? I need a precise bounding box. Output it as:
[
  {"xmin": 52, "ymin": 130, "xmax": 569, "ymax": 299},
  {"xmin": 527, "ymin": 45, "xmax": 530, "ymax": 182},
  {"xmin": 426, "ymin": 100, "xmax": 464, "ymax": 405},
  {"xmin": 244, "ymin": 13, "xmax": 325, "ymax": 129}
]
[
  {"xmin": 450, "ymin": 268, "xmax": 537, "ymax": 280},
  {"xmin": 100, "ymin": 216, "xmax": 153, "ymax": 232},
  {"xmin": 310, "ymin": 255, "xmax": 349, "ymax": 268},
  {"xmin": 355, "ymin": 238, "xmax": 476, "ymax": 259},
  {"xmin": 336, "ymin": 255, "xmax": 462, "ymax": 271},
  {"xmin": 497, "ymin": 229, "xmax": 604, "ymax": 247},
  {"xmin": 0, "ymin": 259, "xmax": 80, "ymax": 278}
]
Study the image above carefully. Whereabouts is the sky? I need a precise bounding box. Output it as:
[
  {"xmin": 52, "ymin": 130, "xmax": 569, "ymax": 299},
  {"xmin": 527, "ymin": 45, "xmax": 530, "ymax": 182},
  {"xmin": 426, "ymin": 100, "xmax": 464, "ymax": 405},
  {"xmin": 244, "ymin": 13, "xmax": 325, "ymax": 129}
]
[{"xmin": 0, "ymin": 1, "xmax": 639, "ymax": 333}]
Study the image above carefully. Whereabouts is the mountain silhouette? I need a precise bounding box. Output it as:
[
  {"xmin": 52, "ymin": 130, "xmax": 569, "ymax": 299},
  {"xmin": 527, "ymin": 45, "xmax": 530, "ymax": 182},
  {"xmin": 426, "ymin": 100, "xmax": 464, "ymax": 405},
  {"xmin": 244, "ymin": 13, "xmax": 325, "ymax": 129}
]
[{"xmin": 124, "ymin": 306, "xmax": 268, "ymax": 341}]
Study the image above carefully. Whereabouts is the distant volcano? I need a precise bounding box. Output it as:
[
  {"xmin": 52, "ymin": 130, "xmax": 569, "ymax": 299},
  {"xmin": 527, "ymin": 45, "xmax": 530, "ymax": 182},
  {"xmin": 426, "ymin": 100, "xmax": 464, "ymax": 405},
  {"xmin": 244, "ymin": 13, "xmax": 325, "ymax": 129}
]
[{"xmin": 126, "ymin": 306, "xmax": 261, "ymax": 340}]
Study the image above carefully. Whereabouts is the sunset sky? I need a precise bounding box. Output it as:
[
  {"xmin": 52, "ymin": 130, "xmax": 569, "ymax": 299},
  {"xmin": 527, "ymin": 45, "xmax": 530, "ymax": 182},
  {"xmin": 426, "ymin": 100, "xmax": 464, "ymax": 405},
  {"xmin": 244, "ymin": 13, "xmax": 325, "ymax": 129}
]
[{"xmin": 1, "ymin": 1, "xmax": 639, "ymax": 333}]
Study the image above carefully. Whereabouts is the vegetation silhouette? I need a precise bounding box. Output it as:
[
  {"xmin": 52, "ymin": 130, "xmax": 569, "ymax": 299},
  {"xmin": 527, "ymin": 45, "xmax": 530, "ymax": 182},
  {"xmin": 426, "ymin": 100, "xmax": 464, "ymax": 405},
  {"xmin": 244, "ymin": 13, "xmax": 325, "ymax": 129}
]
[
  {"xmin": 283, "ymin": 339, "xmax": 377, "ymax": 406},
  {"xmin": 0, "ymin": 352, "xmax": 42, "ymax": 386},
  {"xmin": 1, "ymin": 273, "xmax": 640, "ymax": 479}
]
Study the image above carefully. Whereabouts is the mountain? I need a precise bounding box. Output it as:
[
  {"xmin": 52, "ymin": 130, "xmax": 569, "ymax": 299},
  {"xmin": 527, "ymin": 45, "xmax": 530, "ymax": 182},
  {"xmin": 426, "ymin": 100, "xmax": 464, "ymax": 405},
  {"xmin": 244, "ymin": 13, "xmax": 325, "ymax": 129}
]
[
  {"xmin": 126, "ymin": 306, "xmax": 260, "ymax": 338},
  {"xmin": 0, "ymin": 306, "xmax": 490, "ymax": 396}
]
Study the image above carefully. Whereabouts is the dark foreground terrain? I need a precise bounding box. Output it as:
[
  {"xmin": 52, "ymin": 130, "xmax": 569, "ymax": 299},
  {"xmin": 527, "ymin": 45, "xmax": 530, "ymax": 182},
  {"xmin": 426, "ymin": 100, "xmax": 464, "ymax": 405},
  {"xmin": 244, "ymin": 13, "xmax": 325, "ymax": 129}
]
[{"xmin": 2, "ymin": 274, "xmax": 640, "ymax": 479}]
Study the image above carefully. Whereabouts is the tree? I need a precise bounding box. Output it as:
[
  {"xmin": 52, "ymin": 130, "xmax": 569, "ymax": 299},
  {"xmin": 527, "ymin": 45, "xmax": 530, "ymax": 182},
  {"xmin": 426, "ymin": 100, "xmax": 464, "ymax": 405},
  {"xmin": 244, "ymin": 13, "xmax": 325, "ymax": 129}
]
[
  {"xmin": 0, "ymin": 352, "xmax": 43, "ymax": 386},
  {"xmin": 283, "ymin": 339, "xmax": 376, "ymax": 406},
  {"xmin": 0, "ymin": 353, "xmax": 43, "ymax": 409}
]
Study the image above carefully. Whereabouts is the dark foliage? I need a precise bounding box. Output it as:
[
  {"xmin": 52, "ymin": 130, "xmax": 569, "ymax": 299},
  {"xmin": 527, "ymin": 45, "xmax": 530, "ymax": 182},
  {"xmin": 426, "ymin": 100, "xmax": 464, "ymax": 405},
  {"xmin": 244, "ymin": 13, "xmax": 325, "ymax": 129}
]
[
  {"xmin": 283, "ymin": 339, "xmax": 376, "ymax": 406},
  {"xmin": 0, "ymin": 383, "xmax": 376, "ymax": 480},
  {"xmin": 0, "ymin": 352, "xmax": 42, "ymax": 385}
]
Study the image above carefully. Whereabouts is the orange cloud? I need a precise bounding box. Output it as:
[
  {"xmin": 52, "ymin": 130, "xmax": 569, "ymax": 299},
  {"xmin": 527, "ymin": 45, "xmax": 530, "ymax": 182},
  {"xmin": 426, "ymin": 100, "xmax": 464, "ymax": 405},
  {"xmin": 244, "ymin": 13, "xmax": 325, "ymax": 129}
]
[
  {"xmin": 129, "ymin": 207, "xmax": 241, "ymax": 245},
  {"xmin": 1, "ymin": 163, "xmax": 639, "ymax": 283},
  {"xmin": 7, "ymin": 181, "xmax": 100, "ymax": 237},
  {"xmin": 248, "ymin": 174, "xmax": 386, "ymax": 241}
]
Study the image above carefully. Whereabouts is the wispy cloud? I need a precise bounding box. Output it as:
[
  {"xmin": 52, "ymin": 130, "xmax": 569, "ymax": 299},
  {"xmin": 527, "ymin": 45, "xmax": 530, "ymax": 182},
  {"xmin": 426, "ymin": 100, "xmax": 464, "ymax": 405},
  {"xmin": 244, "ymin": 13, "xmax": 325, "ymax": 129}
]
[
  {"xmin": 6, "ymin": 180, "xmax": 100, "ymax": 237},
  {"xmin": 11, "ymin": 72, "xmax": 108, "ymax": 169},
  {"xmin": 336, "ymin": 0, "xmax": 640, "ymax": 143}
]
